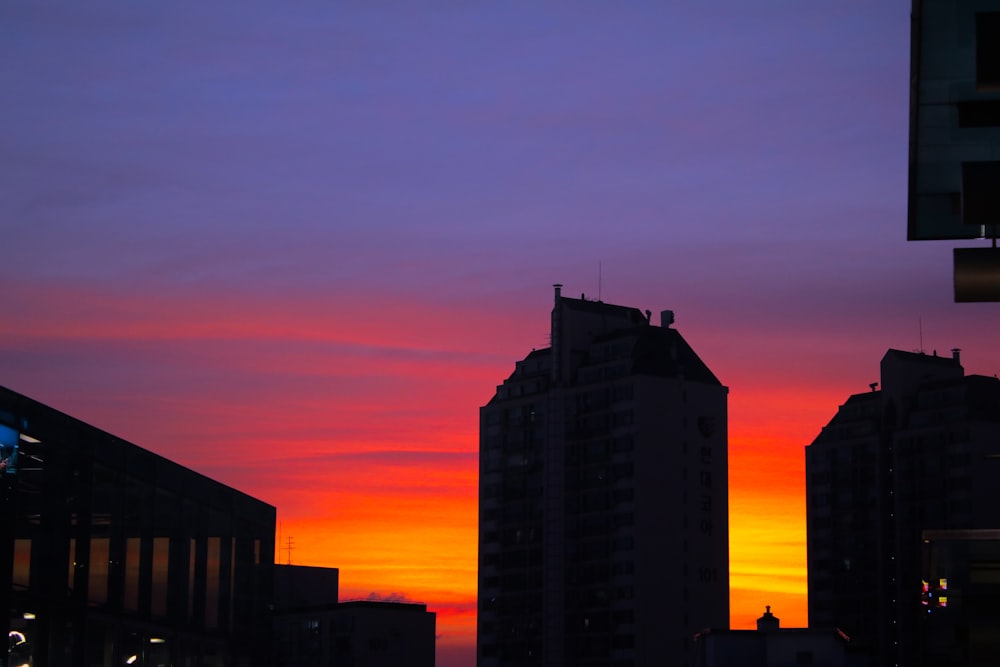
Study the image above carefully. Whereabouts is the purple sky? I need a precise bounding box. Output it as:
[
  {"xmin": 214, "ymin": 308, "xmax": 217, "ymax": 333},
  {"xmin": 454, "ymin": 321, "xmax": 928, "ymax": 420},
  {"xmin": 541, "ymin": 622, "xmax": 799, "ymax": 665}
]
[
  {"xmin": 4, "ymin": 3, "xmax": 983, "ymax": 305},
  {"xmin": 5, "ymin": 0, "xmax": 992, "ymax": 401},
  {"xmin": 3, "ymin": 2, "xmax": 999, "ymax": 664}
]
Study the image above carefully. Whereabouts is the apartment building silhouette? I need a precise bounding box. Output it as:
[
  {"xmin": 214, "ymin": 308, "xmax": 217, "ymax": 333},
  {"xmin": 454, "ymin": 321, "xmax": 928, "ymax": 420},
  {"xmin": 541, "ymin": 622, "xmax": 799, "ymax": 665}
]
[
  {"xmin": 478, "ymin": 286, "xmax": 729, "ymax": 667},
  {"xmin": 806, "ymin": 349, "xmax": 1000, "ymax": 666}
]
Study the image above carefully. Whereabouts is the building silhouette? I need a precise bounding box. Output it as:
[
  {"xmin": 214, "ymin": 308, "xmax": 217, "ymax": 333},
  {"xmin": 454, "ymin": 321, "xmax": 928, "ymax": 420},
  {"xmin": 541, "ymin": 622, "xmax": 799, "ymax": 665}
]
[
  {"xmin": 805, "ymin": 349, "xmax": 1000, "ymax": 666},
  {"xmin": 1, "ymin": 386, "xmax": 439, "ymax": 667},
  {"xmin": 478, "ymin": 285, "xmax": 729, "ymax": 667},
  {"xmin": 1, "ymin": 385, "xmax": 276, "ymax": 666},
  {"xmin": 272, "ymin": 565, "xmax": 436, "ymax": 667},
  {"xmin": 693, "ymin": 606, "xmax": 867, "ymax": 667}
]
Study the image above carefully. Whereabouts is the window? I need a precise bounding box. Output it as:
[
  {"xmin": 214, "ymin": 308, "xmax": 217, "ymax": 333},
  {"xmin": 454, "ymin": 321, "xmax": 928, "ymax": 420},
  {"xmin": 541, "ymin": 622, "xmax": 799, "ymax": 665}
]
[
  {"xmin": 124, "ymin": 537, "xmax": 141, "ymax": 611},
  {"xmin": 976, "ymin": 12, "xmax": 1000, "ymax": 90},
  {"xmin": 205, "ymin": 537, "xmax": 221, "ymax": 628},
  {"xmin": 151, "ymin": 537, "xmax": 170, "ymax": 617},
  {"xmin": 12, "ymin": 539, "xmax": 30, "ymax": 588},
  {"xmin": 87, "ymin": 537, "xmax": 111, "ymax": 604},
  {"xmin": 612, "ymin": 435, "xmax": 633, "ymax": 452},
  {"xmin": 613, "ymin": 536, "xmax": 634, "ymax": 552},
  {"xmin": 961, "ymin": 161, "xmax": 1000, "ymax": 226}
]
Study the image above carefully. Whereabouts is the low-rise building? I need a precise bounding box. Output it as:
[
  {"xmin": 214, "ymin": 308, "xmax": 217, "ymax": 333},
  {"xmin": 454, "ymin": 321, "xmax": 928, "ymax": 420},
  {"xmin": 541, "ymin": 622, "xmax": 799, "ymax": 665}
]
[
  {"xmin": 272, "ymin": 564, "xmax": 436, "ymax": 667},
  {"xmin": 693, "ymin": 607, "xmax": 868, "ymax": 667}
]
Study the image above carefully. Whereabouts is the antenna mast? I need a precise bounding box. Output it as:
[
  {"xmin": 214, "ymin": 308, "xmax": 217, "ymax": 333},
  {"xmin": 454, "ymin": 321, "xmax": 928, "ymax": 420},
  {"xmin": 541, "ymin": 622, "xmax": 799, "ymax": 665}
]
[{"xmin": 598, "ymin": 261, "xmax": 603, "ymax": 302}]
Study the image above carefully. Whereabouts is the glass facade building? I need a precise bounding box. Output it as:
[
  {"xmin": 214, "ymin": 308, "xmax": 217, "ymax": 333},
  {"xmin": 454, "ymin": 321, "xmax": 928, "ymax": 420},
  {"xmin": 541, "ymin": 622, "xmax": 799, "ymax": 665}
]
[{"xmin": 1, "ymin": 386, "xmax": 276, "ymax": 667}]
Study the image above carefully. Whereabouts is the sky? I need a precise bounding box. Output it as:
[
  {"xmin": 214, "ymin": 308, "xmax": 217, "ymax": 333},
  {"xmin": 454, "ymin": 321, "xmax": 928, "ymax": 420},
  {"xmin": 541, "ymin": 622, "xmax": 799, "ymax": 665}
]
[{"xmin": 2, "ymin": 1, "xmax": 999, "ymax": 665}]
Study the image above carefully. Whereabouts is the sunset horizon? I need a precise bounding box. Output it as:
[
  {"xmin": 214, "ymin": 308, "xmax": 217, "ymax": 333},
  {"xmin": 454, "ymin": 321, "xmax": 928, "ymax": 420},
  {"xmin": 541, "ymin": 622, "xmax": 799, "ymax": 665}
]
[
  {"xmin": 5, "ymin": 289, "xmax": 995, "ymax": 658},
  {"xmin": 3, "ymin": 1, "xmax": 998, "ymax": 664}
]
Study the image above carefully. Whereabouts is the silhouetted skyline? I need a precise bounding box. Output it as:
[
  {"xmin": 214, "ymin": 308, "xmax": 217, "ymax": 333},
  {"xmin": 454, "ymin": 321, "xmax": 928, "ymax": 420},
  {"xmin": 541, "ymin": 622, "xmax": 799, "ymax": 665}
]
[{"xmin": 2, "ymin": 2, "xmax": 998, "ymax": 665}]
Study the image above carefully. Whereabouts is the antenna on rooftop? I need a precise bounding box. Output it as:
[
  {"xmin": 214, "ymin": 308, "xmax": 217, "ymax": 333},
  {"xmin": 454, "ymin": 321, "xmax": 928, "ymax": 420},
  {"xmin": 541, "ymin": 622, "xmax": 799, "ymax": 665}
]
[
  {"xmin": 598, "ymin": 261, "xmax": 602, "ymax": 302},
  {"xmin": 284, "ymin": 536, "xmax": 295, "ymax": 565},
  {"xmin": 919, "ymin": 317, "xmax": 924, "ymax": 354}
]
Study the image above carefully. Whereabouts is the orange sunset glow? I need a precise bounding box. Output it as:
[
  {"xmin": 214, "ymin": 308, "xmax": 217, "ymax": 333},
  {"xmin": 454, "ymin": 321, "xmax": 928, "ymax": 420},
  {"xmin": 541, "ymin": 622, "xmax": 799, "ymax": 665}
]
[
  {"xmin": 5, "ymin": 274, "xmax": 995, "ymax": 666},
  {"xmin": 6, "ymin": 275, "xmax": 996, "ymax": 664}
]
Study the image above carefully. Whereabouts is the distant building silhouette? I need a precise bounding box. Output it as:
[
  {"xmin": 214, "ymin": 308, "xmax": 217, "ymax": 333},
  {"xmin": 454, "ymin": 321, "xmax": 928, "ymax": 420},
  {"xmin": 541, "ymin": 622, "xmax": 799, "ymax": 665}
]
[
  {"xmin": 272, "ymin": 565, "xmax": 436, "ymax": 667},
  {"xmin": 693, "ymin": 606, "xmax": 868, "ymax": 667},
  {"xmin": 478, "ymin": 285, "xmax": 729, "ymax": 666},
  {"xmin": 806, "ymin": 349, "xmax": 1000, "ymax": 666},
  {"xmin": 0, "ymin": 385, "xmax": 276, "ymax": 666}
]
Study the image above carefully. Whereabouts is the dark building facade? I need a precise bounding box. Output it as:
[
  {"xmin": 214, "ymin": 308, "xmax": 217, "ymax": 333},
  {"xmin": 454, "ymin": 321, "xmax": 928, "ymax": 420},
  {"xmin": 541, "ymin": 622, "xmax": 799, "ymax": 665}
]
[
  {"xmin": 478, "ymin": 286, "xmax": 729, "ymax": 667},
  {"xmin": 907, "ymin": 0, "xmax": 1000, "ymax": 300},
  {"xmin": 1, "ymin": 385, "xmax": 276, "ymax": 666},
  {"xmin": 805, "ymin": 350, "xmax": 1000, "ymax": 667},
  {"xmin": 920, "ymin": 529, "xmax": 1000, "ymax": 667},
  {"xmin": 908, "ymin": 0, "xmax": 1000, "ymax": 242}
]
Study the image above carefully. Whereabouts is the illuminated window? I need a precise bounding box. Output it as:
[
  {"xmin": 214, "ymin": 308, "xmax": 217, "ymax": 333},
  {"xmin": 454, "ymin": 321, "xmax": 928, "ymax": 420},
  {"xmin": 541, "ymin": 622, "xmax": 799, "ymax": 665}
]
[
  {"xmin": 938, "ymin": 596, "xmax": 948, "ymax": 607},
  {"xmin": 939, "ymin": 577, "xmax": 948, "ymax": 590},
  {"xmin": 151, "ymin": 537, "xmax": 169, "ymax": 617},
  {"xmin": 189, "ymin": 538, "xmax": 197, "ymax": 620},
  {"xmin": 12, "ymin": 539, "xmax": 30, "ymax": 589},
  {"xmin": 88, "ymin": 537, "xmax": 110, "ymax": 605},
  {"xmin": 124, "ymin": 537, "xmax": 140, "ymax": 611},
  {"xmin": 68, "ymin": 538, "xmax": 77, "ymax": 592},
  {"xmin": 230, "ymin": 537, "xmax": 237, "ymax": 630},
  {"xmin": 206, "ymin": 537, "xmax": 221, "ymax": 629}
]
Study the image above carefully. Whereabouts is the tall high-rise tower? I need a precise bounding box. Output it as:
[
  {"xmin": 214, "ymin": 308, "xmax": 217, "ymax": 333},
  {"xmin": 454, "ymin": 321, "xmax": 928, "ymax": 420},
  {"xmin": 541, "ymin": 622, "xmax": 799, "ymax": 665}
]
[
  {"xmin": 806, "ymin": 349, "xmax": 1000, "ymax": 666},
  {"xmin": 477, "ymin": 286, "xmax": 729, "ymax": 667}
]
